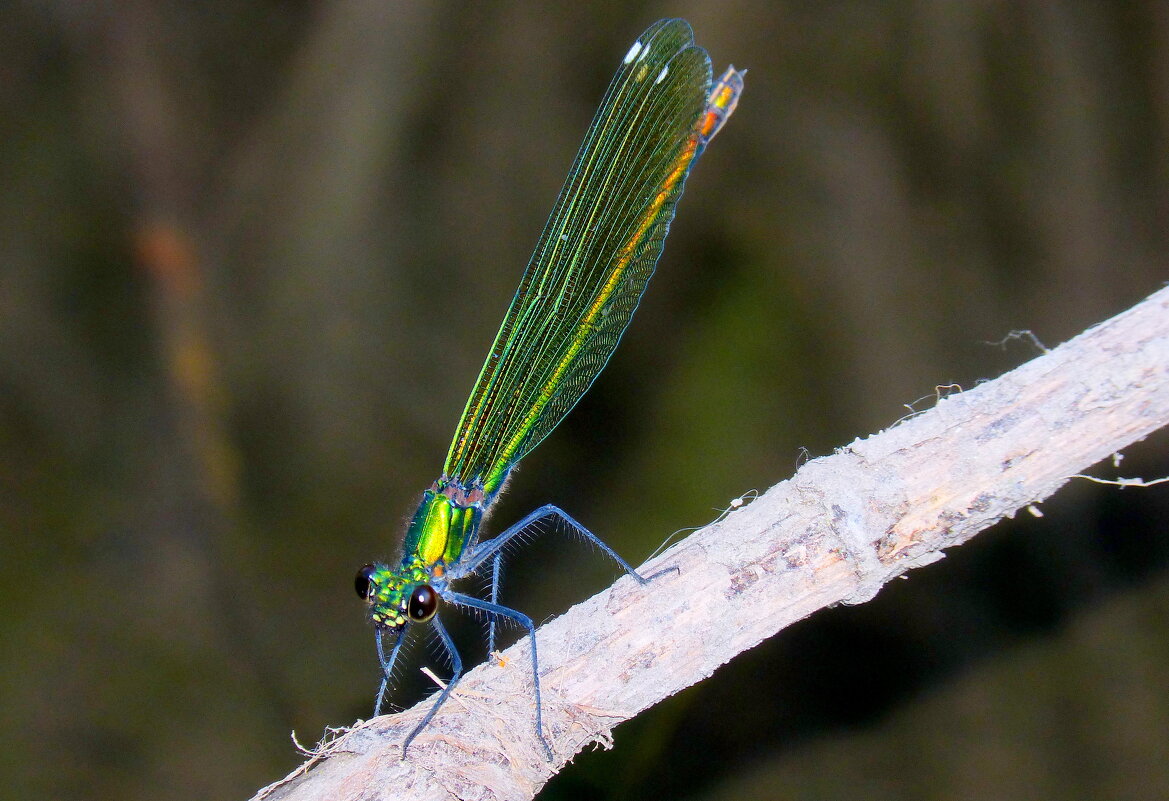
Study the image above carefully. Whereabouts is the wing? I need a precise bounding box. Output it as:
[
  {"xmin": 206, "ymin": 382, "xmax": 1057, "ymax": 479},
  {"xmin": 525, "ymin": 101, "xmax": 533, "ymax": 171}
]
[{"xmin": 442, "ymin": 19, "xmax": 732, "ymax": 497}]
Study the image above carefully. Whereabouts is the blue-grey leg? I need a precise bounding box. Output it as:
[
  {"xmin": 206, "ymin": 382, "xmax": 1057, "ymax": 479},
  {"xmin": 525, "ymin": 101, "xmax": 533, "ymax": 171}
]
[
  {"xmin": 456, "ymin": 504, "xmax": 658, "ymax": 658},
  {"xmin": 401, "ymin": 614, "xmax": 463, "ymax": 757},
  {"xmin": 373, "ymin": 627, "xmax": 407, "ymax": 716},
  {"xmin": 452, "ymin": 504, "xmax": 651, "ymax": 583},
  {"xmin": 488, "ymin": 550, "xmax": 504, "ymax": 655},
  {"xmin": 445, "ymin": 590, "xmax": 554, "ymax": 761}
]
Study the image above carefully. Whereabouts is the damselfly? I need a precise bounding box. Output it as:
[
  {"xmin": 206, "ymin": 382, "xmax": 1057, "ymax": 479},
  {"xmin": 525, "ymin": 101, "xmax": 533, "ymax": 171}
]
[{"xmin": 356, "ymin": 18, "xmax": 743, "ymax": 759}]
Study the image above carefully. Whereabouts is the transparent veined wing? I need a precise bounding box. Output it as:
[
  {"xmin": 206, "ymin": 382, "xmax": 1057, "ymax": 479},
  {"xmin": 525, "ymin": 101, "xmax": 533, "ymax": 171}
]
[{"xmin": 443, "ymin": 19, "xmax": 721, "ymax": 495}]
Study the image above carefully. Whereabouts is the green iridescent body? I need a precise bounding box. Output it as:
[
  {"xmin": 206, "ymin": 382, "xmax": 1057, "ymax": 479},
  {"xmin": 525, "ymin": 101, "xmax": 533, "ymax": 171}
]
[{"xmin": 355, "ymin": 18, "xmax": 743, "ymax": 757}]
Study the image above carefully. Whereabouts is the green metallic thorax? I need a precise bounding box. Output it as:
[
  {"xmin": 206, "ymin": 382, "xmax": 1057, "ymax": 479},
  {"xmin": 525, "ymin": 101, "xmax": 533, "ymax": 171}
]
[{"xmin": 402, "ymin": 481, "xmax": 484, "ymax": 568}]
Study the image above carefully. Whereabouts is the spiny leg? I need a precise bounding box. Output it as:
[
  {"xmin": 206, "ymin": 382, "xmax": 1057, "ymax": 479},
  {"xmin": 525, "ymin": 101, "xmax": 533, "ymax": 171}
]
[
  {"xmin": 488, "ymin": 550, "xmax": 503, "ymax": 655},
  {"xmin": 453, "ymin": 503, "xmax": 652, "ymax": 582},
  {"xmin": 374, "ymin": 627, "xmax": 407, "ymax": 716},
  {"xmin": 401, "ymin": 614, "xmax": 463, "ymax": 757},
  {"xmin": 456, "ymin": 503, "xmax": 663, "ymax": 653},
  {"xmin": 445, "ymin": 590, "xmax": 554, "ymax": 761}
]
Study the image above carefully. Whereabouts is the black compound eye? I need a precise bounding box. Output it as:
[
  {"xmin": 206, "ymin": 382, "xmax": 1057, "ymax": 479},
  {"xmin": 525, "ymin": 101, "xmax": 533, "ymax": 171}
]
[
  {"xmin": 408, "ymin": 584, "xmax": 438, "ymax": 622},
  {"xmin": 355, "ymin": 564, "xmax": 377, "ymax": 599}
]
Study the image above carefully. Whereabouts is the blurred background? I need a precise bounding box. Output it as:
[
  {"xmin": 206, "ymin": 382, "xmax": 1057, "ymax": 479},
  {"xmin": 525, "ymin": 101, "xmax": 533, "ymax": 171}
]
[{"xmin": 3, "ymin": 2, "xmax": 1169, "ymax": 799}]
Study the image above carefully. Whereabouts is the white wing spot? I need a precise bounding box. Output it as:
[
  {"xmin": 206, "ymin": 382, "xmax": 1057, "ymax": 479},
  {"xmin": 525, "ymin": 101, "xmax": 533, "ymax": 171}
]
[
  {"xmin": 655, "ymin": 65, "xmax": 669, "ymax": 84},
  {"xmin": 624, "ymin": 41, "xmax": 642, "ymax": 64}
]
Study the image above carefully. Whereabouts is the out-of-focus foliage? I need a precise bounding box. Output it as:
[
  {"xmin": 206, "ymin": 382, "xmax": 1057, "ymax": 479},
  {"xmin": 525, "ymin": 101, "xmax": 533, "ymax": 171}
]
[{"xmin": 2, "ymin": 3, "xmax": 1168, "ymax": 800}]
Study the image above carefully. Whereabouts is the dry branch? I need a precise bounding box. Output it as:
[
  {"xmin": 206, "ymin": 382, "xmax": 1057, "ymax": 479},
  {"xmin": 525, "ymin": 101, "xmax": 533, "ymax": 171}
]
[{"xmin": 252, "ymin": 286, "xmax": 1169, "ymax": 801}]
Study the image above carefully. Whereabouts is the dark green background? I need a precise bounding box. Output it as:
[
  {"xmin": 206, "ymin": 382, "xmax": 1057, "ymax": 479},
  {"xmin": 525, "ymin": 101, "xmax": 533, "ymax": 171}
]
[{"xmin": 4, "ymin": 2, "xmax": 1169, "ymax": 800}]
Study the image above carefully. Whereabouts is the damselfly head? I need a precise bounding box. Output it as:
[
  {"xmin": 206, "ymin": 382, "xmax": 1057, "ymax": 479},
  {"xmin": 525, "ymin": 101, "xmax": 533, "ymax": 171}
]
[{"xmin": 356, "ymin": 562, "xmax": 439, "ymax": 629}]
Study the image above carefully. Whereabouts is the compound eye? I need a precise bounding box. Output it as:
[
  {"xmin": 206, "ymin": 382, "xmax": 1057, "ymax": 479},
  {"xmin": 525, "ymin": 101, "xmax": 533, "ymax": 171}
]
[
  {"xmin": 355, "ymin": 564, "xmax": 378, "ymax": 599},
  {"xmin": 408, "ymin": 584, "xmax": 438, "ymax": 622}
]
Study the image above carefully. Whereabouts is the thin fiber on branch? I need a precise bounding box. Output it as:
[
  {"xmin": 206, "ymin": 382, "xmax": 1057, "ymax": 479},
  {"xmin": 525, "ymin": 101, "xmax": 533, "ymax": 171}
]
[{"xmin": 254, "ymin": 286, "xmax": 1169, "ymax": 801}]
